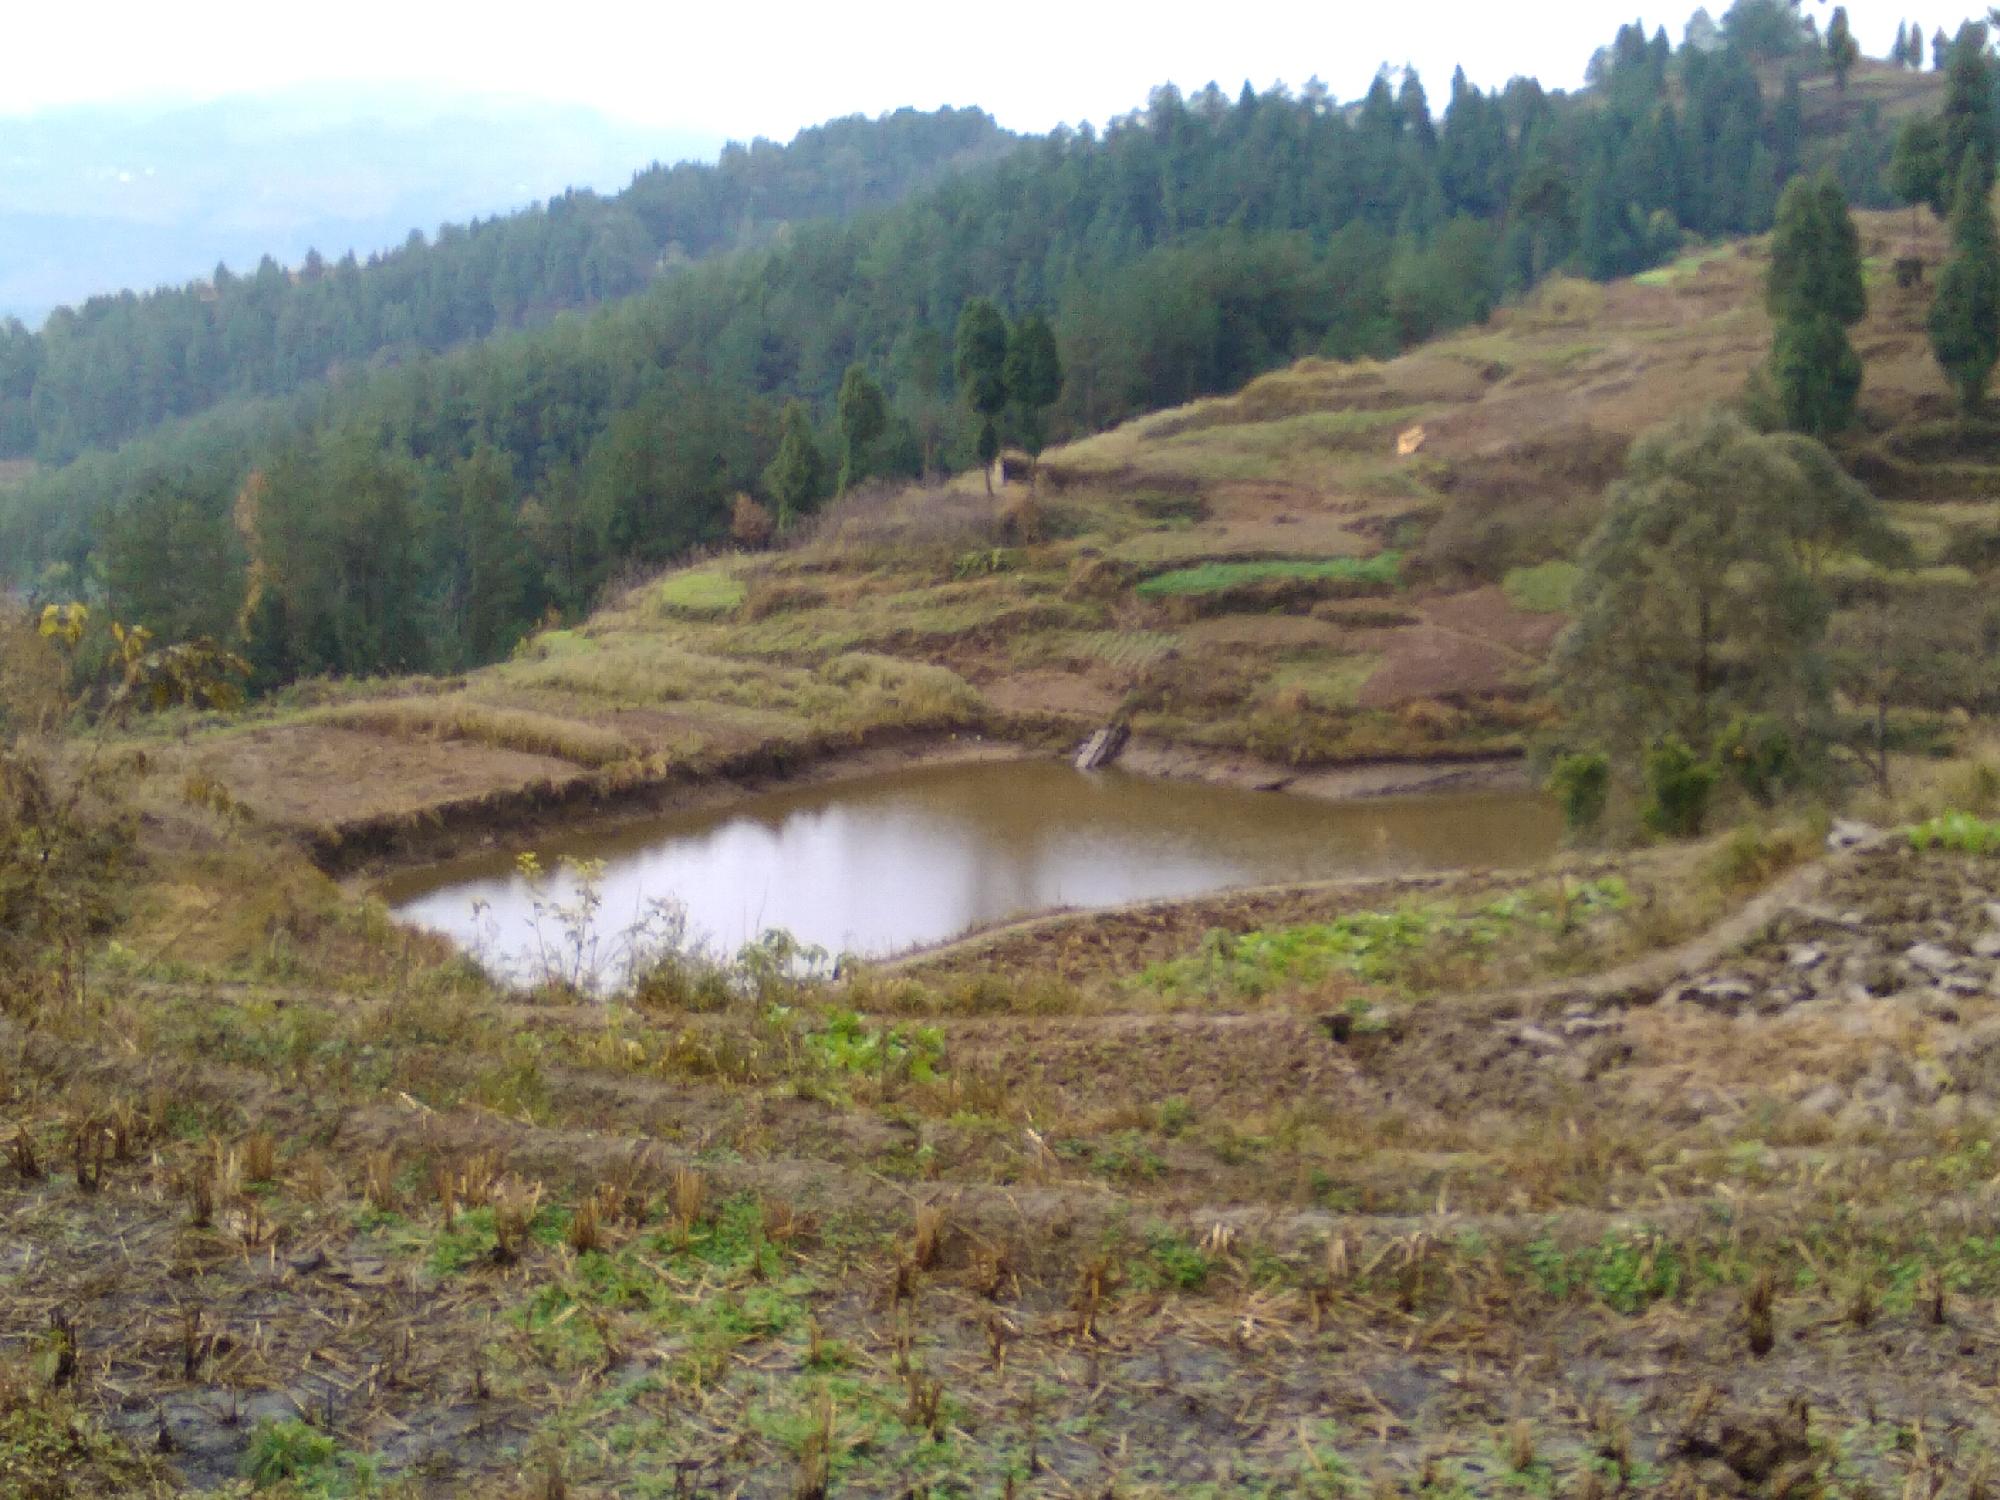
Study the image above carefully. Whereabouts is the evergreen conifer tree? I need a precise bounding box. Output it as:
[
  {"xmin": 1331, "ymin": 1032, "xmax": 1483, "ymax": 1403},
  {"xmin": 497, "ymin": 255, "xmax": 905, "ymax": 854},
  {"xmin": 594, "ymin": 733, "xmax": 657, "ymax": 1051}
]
[
  {"xmin": 1766, "ymin": 175, "xmax": 1866, "ymax": 435},
  {"xmin": 954, "ymin": 298, "xmax": 1010, "ymax": 494},
  {"xmin": 834, "ymin": 365, "xmax": 888, "ymax": 495},
  {"xmin": 1929, "ymin": 157, "xmax": 2000, "ymax": 412},
  {"xmin": 1941, "ymin": 23, "xmax": 1998, "ymax": 203},
  {"xmin": 1891, "ymin": 114, "xmax": 1950, "ymax": 219},
  {"xmin": 1001, "ymin": 314, "xmax": 1063, "ymax": 459},
  {"xmin": 1827, "ymin": 8, "xmax": 1860, "ymax": 91},
  {"xmin": 763, "ymin": 400, "xmax": 826, "ymax": 525}
]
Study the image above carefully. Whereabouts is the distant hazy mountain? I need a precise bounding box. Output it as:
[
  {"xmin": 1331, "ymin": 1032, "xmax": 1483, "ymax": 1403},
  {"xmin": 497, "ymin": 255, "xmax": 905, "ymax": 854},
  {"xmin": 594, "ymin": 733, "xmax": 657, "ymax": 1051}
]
[{"xmin": 0, "ymin": 88, "xmax": 720, "ymax": 325}]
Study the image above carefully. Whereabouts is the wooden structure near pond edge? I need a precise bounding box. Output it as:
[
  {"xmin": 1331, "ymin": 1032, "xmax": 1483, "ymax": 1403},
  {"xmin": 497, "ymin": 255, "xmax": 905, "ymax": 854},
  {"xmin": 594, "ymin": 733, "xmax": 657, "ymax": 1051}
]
[{"xmin": 1075, "ymin": 723, "xmax": 1129, "ymax": 771}]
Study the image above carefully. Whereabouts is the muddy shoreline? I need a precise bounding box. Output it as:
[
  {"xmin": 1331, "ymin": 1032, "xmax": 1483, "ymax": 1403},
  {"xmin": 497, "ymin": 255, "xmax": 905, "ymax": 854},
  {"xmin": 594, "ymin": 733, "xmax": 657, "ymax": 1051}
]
[{"xmin": 333, "ymin": 725, "xmax": 1532, "ymax": 894}]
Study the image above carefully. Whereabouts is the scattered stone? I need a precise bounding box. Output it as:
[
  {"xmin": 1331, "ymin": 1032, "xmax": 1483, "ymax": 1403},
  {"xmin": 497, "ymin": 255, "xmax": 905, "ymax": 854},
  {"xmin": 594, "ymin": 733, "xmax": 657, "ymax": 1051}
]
[
  {"xmin": 1940, "ymin": 972, "xmax": 1986, "ymax": 999},
  {"xmin": 1787, "ymin": 944, "xmax": 1826, "ymax": 970},
  {"xmin": 1906, "ymin": 942, "xmax": 1962, "ymax": 976},
  {"xmin": 1514, "ymin": 1025, "xmax": 1567, "ymax": 1054},
  {"xmin": 1910, "ymin": 1058, "xmax": 1955, "ymax": 1103},
  {"xmin": 1975, "ymin": 932, "xmax": 2000, "ymax": 960},
  {"xmin": 1828, "ymin": 819, "xmax": 1883, "ymax": 852},
  {"xmin": 1845, "ymin": 955, "xmax": 1900, "ymax": 997},
  {"xmin": 1581, "ymin": 1035, "xmax": 1635, "ymax": 1077},
  {"xmin": 1695, "ymin": 977, "xmax": 1755, "ymax": 1006},
  {"xmin": 1798, "ymin": 1084, "xmax": 1844, "ymax": 1116},
  {"xmin": 1562, "ymin": 1014, "xmax": 1621, "ymax": 1038},
  {"xmin": 1922, "ymin": 992, "xmax": 1966, "ymax": 1024}
]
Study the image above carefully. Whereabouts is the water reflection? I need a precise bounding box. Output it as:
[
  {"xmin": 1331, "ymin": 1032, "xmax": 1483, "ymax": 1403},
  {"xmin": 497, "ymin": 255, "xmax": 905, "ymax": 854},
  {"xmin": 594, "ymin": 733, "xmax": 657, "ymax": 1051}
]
[{"xmin": 385, "ymin": 759, "xmax": 1559, "ymax": 976}]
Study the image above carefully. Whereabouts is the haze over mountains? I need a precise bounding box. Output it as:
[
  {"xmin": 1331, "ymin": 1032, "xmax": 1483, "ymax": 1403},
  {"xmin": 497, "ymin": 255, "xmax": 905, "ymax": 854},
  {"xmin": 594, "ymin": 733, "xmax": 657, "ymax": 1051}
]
[{"xmin": 0, "ymin": 89, "xmax": 721, "ymax": 326}]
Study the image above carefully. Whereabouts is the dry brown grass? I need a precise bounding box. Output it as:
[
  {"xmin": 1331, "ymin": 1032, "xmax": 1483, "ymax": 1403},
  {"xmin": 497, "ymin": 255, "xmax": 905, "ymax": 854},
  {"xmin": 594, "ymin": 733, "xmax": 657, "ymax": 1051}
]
[{"xmin": 320, "ymin": 696, "xmax": 640, "ymax": 767}]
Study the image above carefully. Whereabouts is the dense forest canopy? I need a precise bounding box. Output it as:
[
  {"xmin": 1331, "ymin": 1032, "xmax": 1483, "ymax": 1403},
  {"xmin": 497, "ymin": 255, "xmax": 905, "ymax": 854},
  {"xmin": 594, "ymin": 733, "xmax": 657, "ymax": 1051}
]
[
  {"xmin": 0, "ymin": 107, "xmax": 1013, "ymax": 461},
  {"xmin": 0, "ymin": 0, "xmax": 1951, "ymax": 687}
]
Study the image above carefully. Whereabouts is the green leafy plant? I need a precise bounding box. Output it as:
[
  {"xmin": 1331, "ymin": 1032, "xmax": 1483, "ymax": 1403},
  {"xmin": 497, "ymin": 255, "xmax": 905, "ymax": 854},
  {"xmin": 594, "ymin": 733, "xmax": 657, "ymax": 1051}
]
[
  {"xmin": 1642, "ymin": 737, "xmax": 1718, "ymax": 839},
  {"xmin": 804, "ymin": 1009, "xmax": 945, "ymax": 1083},
  {"xmin": 1142, "ymin": 1230, "xmax": 1213, "ymax": 1290},
  {"xmin": 1140, "ymin": 881, "xmax": 1628, "ymax": 1000},
  {"xmin": 1547, "ymin": 750, "xmax": 1611, "ymax": 836},
  {"xmin": 242, "ymin": 1418, "xmax": 339, "ymax": 1487},
  {"xmin": 1718, "ymin": 714, "xmax": 1798, "ymax": 806},
  {"xmin": 1909, "ymin": 811, "xmax": 2000, "ymax": 853}
]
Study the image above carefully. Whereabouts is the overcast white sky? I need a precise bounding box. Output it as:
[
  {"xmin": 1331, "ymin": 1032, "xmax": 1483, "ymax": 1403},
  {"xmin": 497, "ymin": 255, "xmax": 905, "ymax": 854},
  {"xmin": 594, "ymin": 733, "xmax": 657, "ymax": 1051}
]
[{"xmin": 1, "ymin": 1, "xmax": 1981, "ymax": 139}]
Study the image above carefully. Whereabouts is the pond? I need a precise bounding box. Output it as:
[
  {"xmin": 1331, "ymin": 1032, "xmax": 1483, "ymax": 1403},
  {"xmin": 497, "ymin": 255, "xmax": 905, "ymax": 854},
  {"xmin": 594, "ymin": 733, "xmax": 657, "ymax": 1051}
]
[{"xmin": 384, "ymin": 758, "xmax": 1560, "ymax": 982}]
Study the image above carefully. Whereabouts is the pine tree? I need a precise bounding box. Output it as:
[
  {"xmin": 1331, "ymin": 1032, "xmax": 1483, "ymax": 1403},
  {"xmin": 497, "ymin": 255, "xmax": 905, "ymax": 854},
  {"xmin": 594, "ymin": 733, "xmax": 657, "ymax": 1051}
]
[
  {"xmin": 1827, "ymin": 7, "xmax": 1860, "ymax": 92},
  {"xmin": 834, "ymin": 365, "xmax": 888, "ymax": 495},
  {"xmin": 763, "ymin": 399, "xmax": 825, "ymax": 525},
  {"xmin": 1941, "ymin": 23, "xmax": 1998, "ymax": 203},
  {"xmin": 1771, "ymin": 75, "xmax": 1805, "ymax": 185},
  {"xmin": 1929, "ymin": 157, "xmax": 2000, "ymax": 412},
  {"xmin": 1767, "ymin": 175, "xmax": 1867, "ymax": 435},
  {"xmin": 1772, "ymin": 309, "xmax": 1864, "ymax": 436},
  {"xmin": 1001, "ymin": 314, "xmax": 1063, "ymax": 459},
  {"xmin": 1895, "ymin": 21, "xmax": 1911, "ymax": 66},
  {"xmin": 953, "ymin": 298, "xmax": 1010, "ymax": 494},
  {"xmin": 1890, "ymin": 114, "xmax": 1949, "ymax": 220}
]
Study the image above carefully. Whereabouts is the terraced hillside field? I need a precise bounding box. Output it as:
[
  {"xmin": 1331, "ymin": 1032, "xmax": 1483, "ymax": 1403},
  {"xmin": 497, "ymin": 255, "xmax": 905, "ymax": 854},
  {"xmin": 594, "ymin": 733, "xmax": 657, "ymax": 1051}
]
[{"xmin": 127, "ymin": 207, "xmax": 1989, "ymax": 869}]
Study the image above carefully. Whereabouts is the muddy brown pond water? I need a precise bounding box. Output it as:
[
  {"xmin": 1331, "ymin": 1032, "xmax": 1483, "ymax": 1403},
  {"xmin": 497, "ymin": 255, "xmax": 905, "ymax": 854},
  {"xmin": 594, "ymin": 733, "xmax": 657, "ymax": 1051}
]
[{"xmin": 384, "ymin": 759, "xmax": 1559, "ymax": 980}]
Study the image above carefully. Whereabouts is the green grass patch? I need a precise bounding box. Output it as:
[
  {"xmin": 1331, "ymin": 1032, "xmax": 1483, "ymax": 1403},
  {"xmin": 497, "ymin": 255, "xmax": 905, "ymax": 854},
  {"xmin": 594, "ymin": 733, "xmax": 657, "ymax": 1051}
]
[
  {"xmin": 1136, "ymin": 553, "xmax": 1402, "ymax": 600},
  {"xmin": 1139, "ymin": 880, "xmax": 1627, "ymax": 1000},
  {"xmin": 1522, "ymin": 1229, "xmax": 1685, "ymax": 1314},
  {"xmin": 1633, "ymin": 242, "xmax": 1734, "ymax": 286},
  {"xmin": 242, "ymin": 1418, "xmax": 382, "ymax": 1496},
  {"xmin": 1262, "ymin": 653, "xmax": 1380, "ymax": 710},
  {"xmin": 1909, "ymin": 811, "xmax": 2000, "ymax": 854},
  {"xmin": 1502, "ymin": 560, "xmax": 1579, "ymax": 614},
  {"xmin": 656, "ymin": 568, "xmax": 748, "ymax": 617}
]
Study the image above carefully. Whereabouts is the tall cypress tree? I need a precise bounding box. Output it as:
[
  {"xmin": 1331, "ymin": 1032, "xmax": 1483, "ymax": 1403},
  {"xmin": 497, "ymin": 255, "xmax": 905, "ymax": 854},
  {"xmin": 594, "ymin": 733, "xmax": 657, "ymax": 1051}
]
[
  {"xmin": 954, "ymin": 298, "xmax": 1010, "ymax": 493},
  {"xmin": 1891, "ymin": 114, "xmax": 1950, "ymax": 220},
  {"xmin": 1929, "ymin": 157, "xmax": 2000, "ymax": 412},
  {"xmin": 763, "ymin": 399, "xmax": 826, "ymax": 525},
  {"xmin": 1941, "ymin": 23, "xmax": 1998, "ymax": 204},
  {"xmin": 1767, "ymin": 175, "xmax": 1866, "ymax": 435},
  {"xmin": 1827, "ymin": 8, "xmax": 1860, "ymax": 92},
  {"xmin": 1002, "ymin": 314, "xmax": 1063, "ymax": 459},
  {"xmin": 834, "ymin": 364, "xmax": 888, "ymax": 495}
]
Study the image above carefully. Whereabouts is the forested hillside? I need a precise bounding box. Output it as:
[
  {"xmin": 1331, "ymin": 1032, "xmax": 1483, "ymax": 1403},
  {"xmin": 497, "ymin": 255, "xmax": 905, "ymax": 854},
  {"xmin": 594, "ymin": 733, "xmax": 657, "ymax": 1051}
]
[
  {"xmin": 0, "ymin": 5, "xmax": 1938, "ymax": 685},
  {"xmin": 0, "ymin": 89, "xmax": 717, "ymax": 333},
  {"xmin": 0, "ymin": 107, "xmax": 1011, "ymax": 460}
]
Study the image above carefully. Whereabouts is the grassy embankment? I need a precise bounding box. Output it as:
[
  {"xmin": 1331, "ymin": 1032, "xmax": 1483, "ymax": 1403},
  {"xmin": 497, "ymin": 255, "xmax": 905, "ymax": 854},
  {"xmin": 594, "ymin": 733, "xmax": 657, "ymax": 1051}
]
[{"xmin": 15, "ymin": 201, "xmax": 2000, "ymax": 1493}]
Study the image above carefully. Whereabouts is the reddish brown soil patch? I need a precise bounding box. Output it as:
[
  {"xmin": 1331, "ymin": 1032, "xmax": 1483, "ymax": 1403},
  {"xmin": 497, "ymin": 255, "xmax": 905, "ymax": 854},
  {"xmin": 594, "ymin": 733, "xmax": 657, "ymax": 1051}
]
[
  {"xmin": 980, "ymin": 670, "xmax": 1119, "ymax": 720},
  {"xmin": 1181, "ymin": 615, "xmax": 1342, "ymax": 649},
  {"xmin": 1422, "ymin": 586, "xmax": 1567, "ymax": 656},
  {"xmin": 1356, "ymin": 625, "xmax": 1529, "ymax": 708}
]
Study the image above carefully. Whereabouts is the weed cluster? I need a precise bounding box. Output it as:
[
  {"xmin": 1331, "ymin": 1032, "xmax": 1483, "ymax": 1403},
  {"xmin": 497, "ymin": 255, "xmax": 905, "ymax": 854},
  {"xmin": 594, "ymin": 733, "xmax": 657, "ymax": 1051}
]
[{"xmin": 1139, "ymin": 879, "xmax": 1629, "ymax": 1001}]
